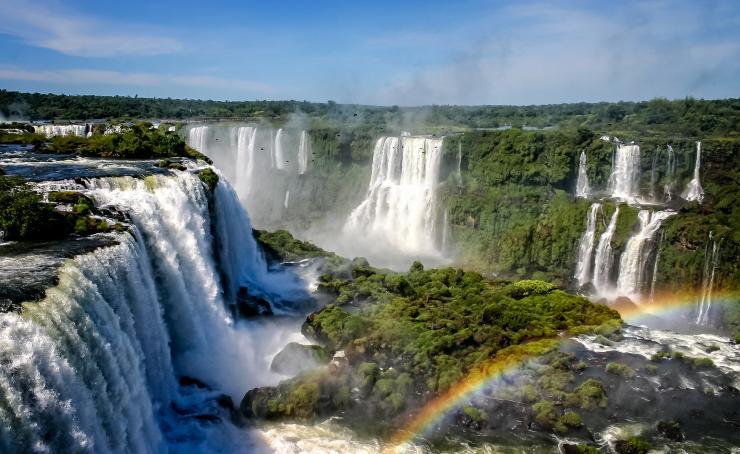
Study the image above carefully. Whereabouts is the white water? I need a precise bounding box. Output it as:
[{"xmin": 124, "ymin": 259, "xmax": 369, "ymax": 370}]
[
  {"xmin": 592, "ymin": 208, "xmax": 619, "ymax": 295},
  {"xmin": 34, "ymin": 124, "xmax": 93, "ymax": 138},
  {"xmin": 608, "ymin": 144, "xmax": 641, "ymax": 201},
  {"xmin": 298, "ymin": 130, "xmax": 310, "ymax": 175},
  {"xmin": 648, "ymin": 231, "xmax": 664, "ymax": 303},
  {"xmin": 683, "ymin": 141, "xmax": 705, "ymax": 203},
  {"xmin": 186, "ymin": 124, "xmax": 312, "ymax": 228},
  {"xmin": 0, "ymin": 171, "xmax": 312, "ymax": 452},
  {"xmin": 616, "ymin": 210, "xmax": 676, "ymax": 300},
  {"xmin": 344, "ymin": 135, "xmax": 444, "ymax": 257},
  {"xmin": 574, "ymin": 203, "xmax": 601, "ymax": 287},
  {"xmin": 575, "ymin": 151, "xmax": 590, "ymax": 198},
  {"xmin": 696, "ymin": 232, "xmax": 721, "ymax": 325},
  {"xmin": 664, "ymin": 145, "xmax": 676, "ymax": 201}
]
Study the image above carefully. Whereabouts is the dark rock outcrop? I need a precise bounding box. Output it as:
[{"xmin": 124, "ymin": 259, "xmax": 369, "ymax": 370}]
[
  {"xmin": 236, "ymin": 286, "xmax": 273, "ymax": 318},
  {"xmin": 270, "ymin": 342, "xmax": 329, "ymax": 376}
]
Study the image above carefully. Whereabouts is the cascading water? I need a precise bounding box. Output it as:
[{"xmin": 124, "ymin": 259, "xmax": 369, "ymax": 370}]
[
  {"xmin": 343, "ymin": 135, "xmax": 443, "ymax": 257},
  {"xmin": 592, "ymin": 208, "xmax": 619, "ymax": 295},
  {"xmin": 696, "ymin": 232, "xmax": 721, "ymax": 325},
  {"xmin": 649, "ymin": 231, "xmax": 664, "ymax": 303},
  {"xmin": 664, "ymin": 145, "xmax": 676, "ymax": 201},
  {"xmin": 683, "ymin": 141, "xmax": 704, "ymax": 203},
  {"xmin": 0, "ymin": 171, "xmax": 309, "ymax": 452},
  {"xmin": 574, "ymin": 203, "xmax": 601, "ymax": 287},
  {"xmin": 608, "ymin": 143, "xmax": 641, "ymax": 201},
  {"xmin": 615, "ymin": 210, "xmax": 676, "ymax": 300},
  {"xmin": 34, "ymin": 124, "xmax": 92, "ymax": 138},
  {"xmin": 186, "ymin": 124, "xmax": 312, "ymax": 228},
  {"xmin": 649, "ymin": 148, "xmax": 658, "ymax": 200},
  {"xmin": 575, "ymin": 151, "xmax": 590, "ymax": 198},
  {"xmin": 298, "ymin": 130, "xmax": 310, "ymax": 175}
]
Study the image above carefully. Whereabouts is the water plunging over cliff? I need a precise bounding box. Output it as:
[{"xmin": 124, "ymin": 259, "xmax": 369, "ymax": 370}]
[
  {"xmin": 0, "ymin": 172, "xmax": 309, "ymax": 452},
  {"xmin": 683, "ymin": 141, "xmax": 705, "ymax": 203},
  {"xmin": 186, "ymin": 124, "xmax": 311, "ymax": 229},
  {"xmin": 664, "ymin": 145, "xmax": 676, "ymax": 201},
  {"xmin": 592, "ymin": 208, "xmax": 619, "ymax": 295},
  {"xmin": 696, "ymin": 232, "xmax": 721, "ymax": 326},
  {"xmin": 575, "ymin": 151, "xmax": 590, "ymax": 198},
  {"xmin": 575, "ymin": 203, "xmax": 601, "ymax": 287},
  {"xmin": 34, "ymin": 124, "xmax": 93, "ymax": 138},
  {"xmin": 343, "ymin": 135, "xmax": 443, "ymax": 257},
  {"xmin": 608, "ymin": 144, "xmax": 641, "ymax": 201},
  {"xmin": 616, "ymin": 210, "xmax": 676, "ymax": 300}
]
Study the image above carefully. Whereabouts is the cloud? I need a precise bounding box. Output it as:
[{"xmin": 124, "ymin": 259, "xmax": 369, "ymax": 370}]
[
  {"xmin": 0, "ymin": 67, "xmax": 277, "ymax": 95},
  {"xmin": 369, "ymin": 1, "xmax": 740, "ymax": 105},
  {"xmin": 0, "ymin": 0, "xmax": 182, "ymax": 57}
]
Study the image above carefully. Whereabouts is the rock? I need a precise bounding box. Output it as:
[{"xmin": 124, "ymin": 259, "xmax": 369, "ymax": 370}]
[
  {"xmin": 270, "ymin": 342, "xmax": 329, "ymax": 376},
  {"xmin": 657, "ymin": 420, "xmax": 684, "ymax": 441},
  {"xmin": 179, "ymin": 376, "xmax": 211, "ymax": 389},
  {"xmin": 236, "ymin": 286, "xmax": 273, "ymax": 318},
  {"xmin": 611, "ymin": 296, "xmax": 638, "ymax": 314}
]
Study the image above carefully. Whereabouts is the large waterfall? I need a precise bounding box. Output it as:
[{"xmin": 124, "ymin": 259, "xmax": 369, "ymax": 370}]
[
  {"xmin": 0, "ymin": 171, "xmax": 309, "ymax": 452},
  {"xmin": 592, "ymin": 208, "xmax": 619, "ymax": 295},
  {"xmin": 615, "ymin": 210, "xmax": 676, "ymax": 299},
  {"xmin": 608, "ymin": 143, "xmax": 641, "ymax": 201},
  {"xmin": 186, "ymin": 124, "xmax": 311, "ymax": 229},
  {"xmin": 343, "ymin": 135, "xmax": 443, "ymax": 257},
  {"xmin": 574, "ymin": 203, "xmax": 601, "ymax": 287},
  {"xmin": 683, "ymin": 141, "xmax": 705, "ymax": 203},
  {"xmin": 575, "ymin": 151, "xmax": 590, "ymax": 198}
]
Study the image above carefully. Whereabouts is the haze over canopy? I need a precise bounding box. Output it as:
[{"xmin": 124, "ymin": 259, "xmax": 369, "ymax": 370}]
[{"xmin": 0, "ymin": 0, "xmax": 738, "ymax": 105}]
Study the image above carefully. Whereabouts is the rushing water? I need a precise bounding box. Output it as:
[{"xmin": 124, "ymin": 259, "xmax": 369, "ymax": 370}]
[
  {"xmin": 574, "ymin": 203, "xmax": 600, "ymax": 287},
  {"xmin": 344, "ymin": 135, "xmax": 444, "ymax": 258},
  {"xmin": 615, "ymin": 210, "xmax": 676, "ymax": 300},
  {"xmin": 0, "ymin": 171, "xmax": 313, "ymax": 452},
  {"xmin": 683, "ymin": 141, "xmax": 705, "ymax": 203},
  {"xmin": 608, "ymin": 144, "xmax": 641, "ymax": 201},
  {"xmin": 34, "ymin": 124, "xmax": 93, "ymax": 138},
  {"xmin": 575, "ymin": 151, "xmax": 590, "ymax": 198},
  {"xmin": 592, "ymin": 208, "xmax": 619, "ymax": 295},
  {"xmin": 696, "ymin": 232, "xmax": 722, "ymax": 326}
]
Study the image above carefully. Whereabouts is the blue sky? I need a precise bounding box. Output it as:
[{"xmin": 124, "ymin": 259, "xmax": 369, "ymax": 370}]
[{"xmin": 0, "ymin": 0, "xmax": 738, "ymax": 105}]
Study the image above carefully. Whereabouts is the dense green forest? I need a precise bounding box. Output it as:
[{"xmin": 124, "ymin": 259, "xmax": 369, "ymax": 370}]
[{"xmin": 1, "ymin": 89, "xmax": 738, "ymax": 137}]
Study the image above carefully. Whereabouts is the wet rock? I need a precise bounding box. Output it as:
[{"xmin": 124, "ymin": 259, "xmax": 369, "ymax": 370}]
[
  {"xmin": 270, "ymin": 342, "xmax": 329, "ymax": 376},
  {"xmin": 179, "ymin": 376, "xmax": 210, "ymax": 389},
  {"xmin": 657, "ymin": 420, "xmax": 684, "ymax": 441},
  {"xmin": 236, "ymin": 286, "xmax": 273, "ymax": 318}
]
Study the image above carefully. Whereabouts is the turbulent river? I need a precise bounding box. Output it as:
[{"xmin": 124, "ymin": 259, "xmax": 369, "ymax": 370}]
[{"xmin": 0, "ymin": 144, "xmax": 738, "ymax": 453}]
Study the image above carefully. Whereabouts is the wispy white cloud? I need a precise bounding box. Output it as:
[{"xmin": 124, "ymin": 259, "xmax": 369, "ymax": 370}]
[
  {"xmin": 0, "ymin": 67, "xmax": 278, "ymax": 95},
  {"xmin": 370, "ymin": 1, "xmax": 740, "ymax": 105},
  {"xmin": 0, "ymin": 0, "xmax": 182, "ymax": 57}
]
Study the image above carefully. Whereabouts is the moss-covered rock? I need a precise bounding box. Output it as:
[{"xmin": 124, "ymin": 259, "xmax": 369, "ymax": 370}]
[{"xmin": 270, "ymin": 342, "xmax": 330, "ymax": 376}]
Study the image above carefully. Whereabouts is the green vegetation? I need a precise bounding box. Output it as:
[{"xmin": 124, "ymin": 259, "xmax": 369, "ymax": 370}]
[
  {"xmin": 3, "ymin": 90, "xmax": 738, "ymax": 137},
  {"xmin": 196, "ymin": 168, "xmax": 219, "ymax": 192},
  {"xmin": 0, "ymin": 178, "xmax": 116, "ymax": 241},
  {"xmin": 241, "ymin": 247, "xmax": 621, "ymax": 434},
  {"xmin": 605, "ymin": 362, "xmax": 636, "ymax": 379}
]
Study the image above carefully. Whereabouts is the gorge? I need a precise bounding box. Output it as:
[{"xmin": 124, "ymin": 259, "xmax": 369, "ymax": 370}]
[{"xmin": 1, "ymin": 95, "xmax": 739, "ymax": 453}]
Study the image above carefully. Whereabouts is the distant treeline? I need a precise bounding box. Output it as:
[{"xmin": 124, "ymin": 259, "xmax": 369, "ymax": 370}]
[{"xmin": 1, "ymin": 89, "xmax": 738, "ymax": 137}]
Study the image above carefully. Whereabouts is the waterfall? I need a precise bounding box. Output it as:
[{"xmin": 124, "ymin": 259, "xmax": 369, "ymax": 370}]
[
  {"xmin": 608, "ymin": 144, "xmax": 641, "ymax": 201},
  {"xmin": 441, "ymin": 209, "xmax": 450, "ymax": 254},
  {"xmin": 34, "ymin": 124, "xmax": 91, "ymax": 138},
  {"xmin": 284, "ymin": 190, "xmax": 290, "ymax": 209},
  {"xmin": 298, "ymin": 130, "xmax": 310, "ymax": 175},
  {"xmin": 187, "ymin": 124, "xmax": 312, "ymax": 229},
  {"xmin": 574, "ymin": 203, "xmax": 601, "ymax": 287},
  {"xmin": 592, "ymin": 208, "xmax": 619, "ymax": 295},
  {"xmin": 664, "ymin": 145, "xmax": 676, "ymax": 201},
  {"xmin": 575, "ymin": 151, "xmax": 590, "ymax": 198},
  {"xmin": 188, "ymin": 126, "xmax": 209, "ymax": 156},
  {"xmin": 274, "ymin": 128, "xmax": 286, "ymax": 170},
  {"xmin": 649, "ymin": 231, "xmax": 664, "ymax": 303},
  {"xmin": 344, "ymin": 135, "xmax": 443, "ymax": 256},
  {"xmin": 0, "ymin": 171, "xmax": 308, "ymax": 452},
  {"xmin": 696, "ymin": 232, "xmax": 721, "ymax": 325},
  {"xmin": 457, "ymin": 140, "xmax": 462, "ymax": 186},
  {"xmin": 616, "ymin": 210, "xmax": 676, "ymax": 300},
  {"xmin": 683, "ymin": 141, "xmax": 704, "ymax": 203}
]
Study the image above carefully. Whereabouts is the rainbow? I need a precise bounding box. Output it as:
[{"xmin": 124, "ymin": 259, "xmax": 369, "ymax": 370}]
[
  {"xmin": 385, "ymin": 290, "xmax": 739, "ymax": 450},
  {"xmin": 386, "ymin": 338, "xmax": 560, "ymax": 450}
]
